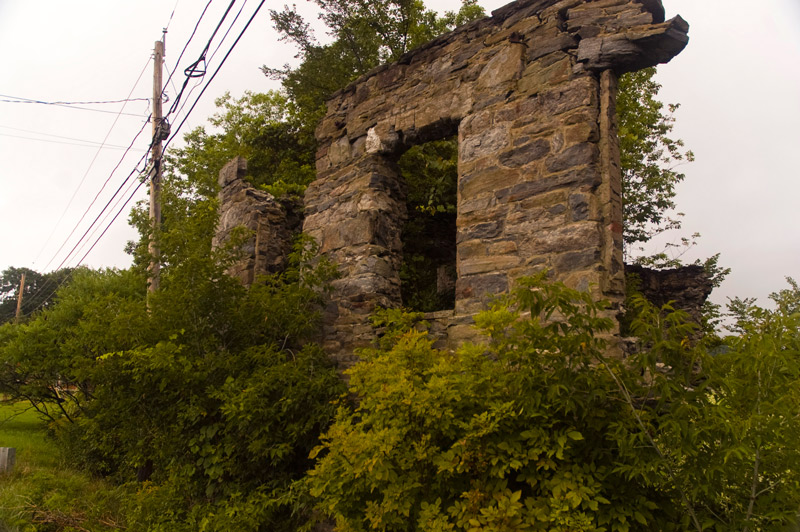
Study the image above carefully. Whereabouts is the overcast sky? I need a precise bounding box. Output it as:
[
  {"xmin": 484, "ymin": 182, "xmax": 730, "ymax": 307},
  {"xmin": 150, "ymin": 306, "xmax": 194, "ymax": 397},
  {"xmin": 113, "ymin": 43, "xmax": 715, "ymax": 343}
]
[{"xmin": 0, "ymin": 0, "xmax": 798, "ymax": 310}]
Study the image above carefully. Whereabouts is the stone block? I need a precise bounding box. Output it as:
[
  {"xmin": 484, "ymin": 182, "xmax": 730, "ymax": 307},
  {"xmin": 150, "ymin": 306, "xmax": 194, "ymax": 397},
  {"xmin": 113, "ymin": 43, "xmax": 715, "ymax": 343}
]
[
  {"xmin": 459, "ymin": 255, "xmax": 521, "ymax": 276},
  {"xmin": 477, "ymin": 42, "xmax": 526, "ymax": 90},
  {"xmin": 498, "ymin": 139, "xmax": 551, "ymax": 167},
  {"xmin": 456, "ymin": 272, "xmax": 509, "ymax": 306},
  {"xmin": 518, "ymin": 53, "xmax": 573, "ymax": 95},
  {"xmin": 460, "ymin": 124, "xmax": 509, "ymax": 162},
  {"xmin": 459, "ymin": 165, "xmax": 520, "ymax": 199},
  {"xmin": 524, "ymin": 222, "xmax": 601, "ymax": 255},
  {"xmin": 495, "ymin": 166, "xmax": 601, "ymax": 203},
  {"xmin": 0, "ymin": 448, "xmax": 15, "ymax": 474},
  {"xmin": 546, "ymin": 142, "xmax": 599, "ymax": 173}
]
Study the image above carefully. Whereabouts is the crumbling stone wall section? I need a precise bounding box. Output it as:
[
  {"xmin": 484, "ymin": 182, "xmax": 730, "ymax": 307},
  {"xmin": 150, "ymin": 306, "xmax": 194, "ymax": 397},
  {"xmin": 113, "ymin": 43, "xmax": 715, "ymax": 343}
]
[
  {"xmin": 213, "ymin": 157, "xmax": 303, "ymax": 284},
  {"xmin": 304, "ymin": 0, "xmax": 689, "ymax": 364},
  {"xmin": 626, "ymin": 264, "xmax": 713, "ymax": 324}
]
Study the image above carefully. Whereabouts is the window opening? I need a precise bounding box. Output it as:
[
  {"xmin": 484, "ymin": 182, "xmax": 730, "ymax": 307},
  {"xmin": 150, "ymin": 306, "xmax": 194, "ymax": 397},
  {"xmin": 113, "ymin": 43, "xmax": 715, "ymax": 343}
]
[{"xmin": 398, "ymin": 136, "xmax": 458, "ymax": 312}]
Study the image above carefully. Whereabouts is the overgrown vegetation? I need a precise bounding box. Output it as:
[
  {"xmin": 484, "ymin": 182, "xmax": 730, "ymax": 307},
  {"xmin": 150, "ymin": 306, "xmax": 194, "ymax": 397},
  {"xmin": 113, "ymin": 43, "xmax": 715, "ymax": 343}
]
[
  {"xmin": 0, "ymin": 402, "xmax": 126, "ymax": 531},
  {"xmin": 399, "ymin": 138, "xmax": 459, "ymax": 312},
  {"xmin": 308, "ymin": 275, "xmax": 800, "ymax": 531},
  {"xmin": 1, "ymin": 0, "xmax": 796, "ymax": 530}
]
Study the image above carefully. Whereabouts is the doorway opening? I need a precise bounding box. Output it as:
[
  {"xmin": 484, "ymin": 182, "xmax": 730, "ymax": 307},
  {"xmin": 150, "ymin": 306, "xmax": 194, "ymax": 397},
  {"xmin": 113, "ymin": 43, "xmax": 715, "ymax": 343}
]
[{"xmin": 397, "ymin": 136, "xmax": 458, "ymax": 312}]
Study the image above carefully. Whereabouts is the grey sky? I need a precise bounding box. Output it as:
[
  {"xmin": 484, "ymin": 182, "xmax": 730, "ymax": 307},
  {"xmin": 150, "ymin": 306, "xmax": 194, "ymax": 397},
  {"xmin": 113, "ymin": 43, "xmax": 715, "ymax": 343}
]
[{"xmin": 0, "ymin": 0, "xmax": 798, "ymax": 310}]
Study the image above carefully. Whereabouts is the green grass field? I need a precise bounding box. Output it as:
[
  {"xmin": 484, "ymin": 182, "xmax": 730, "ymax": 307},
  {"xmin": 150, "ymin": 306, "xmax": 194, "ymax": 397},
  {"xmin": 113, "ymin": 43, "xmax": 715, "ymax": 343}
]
[
  {"xmin": 0, "ymin": 402, "xmax": 59, "ymax": 471},
  {"xmin": 0, "ymin": 402, "xmax": 126, "ymax": 532}
]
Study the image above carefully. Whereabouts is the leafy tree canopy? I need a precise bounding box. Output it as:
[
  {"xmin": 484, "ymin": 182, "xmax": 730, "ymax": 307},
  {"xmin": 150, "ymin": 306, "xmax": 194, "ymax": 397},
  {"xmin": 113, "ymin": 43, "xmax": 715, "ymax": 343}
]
[
  {"xmin": 266, "ymin": 0, "xmax": 485, "ymax": 125},
  {"xmin": 618, "ymin": 67, "xmax": 694, "ymax": 256},
  {"xmin": 0, "ymin": 266, "xmax": 74, "ymax": 324}
]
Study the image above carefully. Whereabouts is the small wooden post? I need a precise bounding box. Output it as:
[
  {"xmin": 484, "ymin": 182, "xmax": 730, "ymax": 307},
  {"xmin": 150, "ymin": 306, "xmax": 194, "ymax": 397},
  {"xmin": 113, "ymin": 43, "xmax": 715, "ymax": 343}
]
[
  {"xmin": 0, "ymin": 447, "xmax": 15, "ymax": 474},
  {"xmin": 14, "ymin": 273, "xmax": 25, "ymax": 324}
]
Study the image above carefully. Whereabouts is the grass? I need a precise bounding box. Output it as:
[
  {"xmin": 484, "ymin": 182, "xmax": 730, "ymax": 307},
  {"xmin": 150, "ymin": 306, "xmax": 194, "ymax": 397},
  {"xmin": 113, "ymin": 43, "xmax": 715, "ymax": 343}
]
[
  {"xmin": 0, "ymin": 402, "xmax": 127, "ymax": 532},
  {"xmin": 0, "ymin": 402, "xmax": 59, "ymax": 470}
]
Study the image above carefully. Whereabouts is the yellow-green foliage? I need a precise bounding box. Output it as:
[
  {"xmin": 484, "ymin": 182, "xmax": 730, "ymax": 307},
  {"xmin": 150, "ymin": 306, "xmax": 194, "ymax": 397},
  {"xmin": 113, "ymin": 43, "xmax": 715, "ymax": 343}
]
[{"xmin": 308, "ymin": 274, "xmax": 800, "ymax": 532}]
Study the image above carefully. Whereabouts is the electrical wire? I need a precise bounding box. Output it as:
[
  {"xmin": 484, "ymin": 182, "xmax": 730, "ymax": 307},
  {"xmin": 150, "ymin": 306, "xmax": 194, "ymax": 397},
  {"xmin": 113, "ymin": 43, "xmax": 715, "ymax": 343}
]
[
  {"xmin": 0, "ymin": 94, "xmax": 148, "ymax": 117},
  {"xmin": 15, "ymin": 0, "xmax": 268, "ymax": 317},
  {"xmin": 169, "ymin": 0, "xmax": 250, "ymax": 122},
  {"xmin": 163, "ymin": 62, "xmax": 181, "ymax": 96},
  {"xmin": 19, "ymin": 152, "xmax": 152, "ymax": 318},
  {"xmin": 26, "ymin": 1, "xmax": 218, "ymax": 282},
  {"xmin": 161, "ymin": 0, "xmax": 215, "ymax": 107},
  {"xmin": 164, "ymin": 0, "xmax": 266, "ymax": 152},
  {"xmin": 207, "ymin": 0, "xmax": 249, "ymax": 66},
  {"xmin": 36, "ymin": 56, "xmax": 153, "ymax": 270},
  {"xmin": 76, "ymin": 175, "xmax": 148, "ymax": 267},
  {"xmin": 165, "ymin": 0, "xmax": 237, "ymax": 119},
  {"xmin": 163, "ymin": 0, "xmax": 182, "ymax": 33},
  {"xmin": 71, "ymin": 165, "xmax": 143, "ymax": 262},
  {"xmin": 41, "ymin": 118, "xmax": 152, "ymax": 273},
  {"xmin": 0, "ymin": 125, "xmax": 147, "ymax": 150},
  {"xmin": 17, "ymin": 170, "xmax": 148, "ymax": 320},
  {"xmin": 65, "ymin": 0, "xmax": 266, "ymax": 286},
  {"xmin": 0, "ymin": 132, "xmax": 147, "ymax": 151}
]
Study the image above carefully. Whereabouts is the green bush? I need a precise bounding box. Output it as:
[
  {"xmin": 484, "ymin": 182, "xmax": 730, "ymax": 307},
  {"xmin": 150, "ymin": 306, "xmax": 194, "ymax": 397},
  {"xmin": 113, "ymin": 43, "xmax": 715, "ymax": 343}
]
[{"xmin": 307, "ymin": 274, "xmax": 800, "ymax": 532}]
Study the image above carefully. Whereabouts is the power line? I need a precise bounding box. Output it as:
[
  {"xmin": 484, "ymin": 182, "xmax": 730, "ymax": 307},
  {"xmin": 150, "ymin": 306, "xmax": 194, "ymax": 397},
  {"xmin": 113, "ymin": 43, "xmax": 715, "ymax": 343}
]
[
  {"xmin": 72, "ymin": 167, "xmax": 143, "ymax": 262},
  {"xmin": 18, "ymin": 0, "xmax": 268, "ymax": 314},
  {"xmin": 0, "ymin": 94, "xmax": 148, "ymax": 117},
  {"xmin": 31, "ymin": 1, "xmax": 222, "ymax": 277},
  {"xmin": 76, "ymin": 175, "xmax": 148, "ymax": 268},
  {"xmin": 165, "ymin": 0, "xmax": 237, "ymax": 119},
  {"xmin": 0, "ymin": 95, "xmax": 150, "ymax": 106},
  {"xmin": 0, "ymin": 132, "xmax": 145, "ymax": 151},
  {"xmin": 164, "ymin": 0, "xmax": 182, "ymax": 33},
  {"xmin": 20, "ymin": 154, "xmax": 152, "ymax": 319},
  {"xmin": 167, "ymin": 0, "xmax": 250, "ymax": 123},
  {"xmin": 36, "ymin": 56, "xmax": 153, "ymax": 270},
  {"xmin": 0, "ymin": 126, "xmax": 147, "ymax": 151},
  {"xmin": 164, "ymin": 0, "xmax": 266, "ymax": 151},
  {"xmin": 207, "ymin": 0, "xmax": 249, "ymax": 66},
  {"xmin": 20, "ymin": 170, "xmax": 148, "ymax": 320},
  {"xmin": 162, "ymin": 0, "xmax": 215, "ymax": 105},
  {"xmin": 13, "ymin": 1, "xmax": 251, "ymax": 317},
  {"xmin": 41, "ymin": 118, "xmax": 152, "ymax": 273}
]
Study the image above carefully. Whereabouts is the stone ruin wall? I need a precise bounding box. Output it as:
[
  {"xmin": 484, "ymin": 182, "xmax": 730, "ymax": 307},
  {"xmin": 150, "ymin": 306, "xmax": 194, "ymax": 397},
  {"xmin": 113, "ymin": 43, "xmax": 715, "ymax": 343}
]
[
  {"xmin": 212, "ymin": 0, "xmax": 695, "ymax": 365},
  {"xmin": 300, "ymin": 0, "xmax": 689, "ymax": 364},
  {"xmin": 213, "ymin": 157, "xmax": 302, "ymax": 285}
]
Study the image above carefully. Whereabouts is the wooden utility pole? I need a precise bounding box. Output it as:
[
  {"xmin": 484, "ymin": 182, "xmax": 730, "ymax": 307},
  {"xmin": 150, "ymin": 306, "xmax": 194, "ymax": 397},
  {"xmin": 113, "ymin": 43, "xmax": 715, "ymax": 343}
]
[
  {"xmin": 148, "ymin": 39, "xmax": 164, "ymax": 295},
  {"xmin": 14, "ymin": 273, "xmax": 25, "ymax": 324}
]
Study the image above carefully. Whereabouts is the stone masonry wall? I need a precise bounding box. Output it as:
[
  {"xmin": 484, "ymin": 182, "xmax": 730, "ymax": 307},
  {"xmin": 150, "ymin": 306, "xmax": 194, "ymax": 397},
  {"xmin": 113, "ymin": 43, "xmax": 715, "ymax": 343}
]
[
  {"xmin": 303, "ymin": 0, "xmax": 689, "ymax": 365},
  {"xmin": 213, "ymin": 157, "xmax": 303, "ymax": 284},
  {"xmin": 626, "ymin": 264, "xmax": 713, "ymax": 325}
]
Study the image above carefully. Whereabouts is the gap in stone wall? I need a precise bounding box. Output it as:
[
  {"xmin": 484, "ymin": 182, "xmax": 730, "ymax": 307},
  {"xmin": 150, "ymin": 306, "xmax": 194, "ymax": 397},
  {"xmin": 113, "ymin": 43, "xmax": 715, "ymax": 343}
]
[{"xmin": 397, "ymin": 135, "xmax": 458, "ymax": 312}]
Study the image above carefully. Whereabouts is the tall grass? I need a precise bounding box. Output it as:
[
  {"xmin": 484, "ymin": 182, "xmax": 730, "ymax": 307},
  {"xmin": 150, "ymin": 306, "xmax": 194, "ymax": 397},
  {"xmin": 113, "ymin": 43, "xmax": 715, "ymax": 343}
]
[{"xmin": 0, "ymin": 402, "xmax": 126, "ymax": 531}]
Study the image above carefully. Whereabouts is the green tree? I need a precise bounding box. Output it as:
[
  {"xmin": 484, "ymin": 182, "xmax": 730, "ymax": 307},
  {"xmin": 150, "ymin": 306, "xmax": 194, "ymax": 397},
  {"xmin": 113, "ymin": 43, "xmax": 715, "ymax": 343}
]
[
  {"xmin": 617, "ymin": 67, "xmax": 694, "ymax": 256},
  {"xmin": 398, "ymin": 138, "xmax": 459, "ymax": 311},
  {"xmin": 266, "ymin": 0, "xmax": 485, "ymax": 126},
  {"xmin": 308, "ymin": 276, "xmax": 681, "ymax": 531},
  {"xmin": 0, "ymin": 266, "xmax": 74, "ymax": 323},
  {"xmin": 0, "ymin": 267, "xmax": 146, "ymax": 422},
  {"xmin": 697, "ymin": 279, "xmax": 800, "ymax": 530},
  {"xmin": 165, "ymin": 90, "xmax": 316, "ymax": 196}
]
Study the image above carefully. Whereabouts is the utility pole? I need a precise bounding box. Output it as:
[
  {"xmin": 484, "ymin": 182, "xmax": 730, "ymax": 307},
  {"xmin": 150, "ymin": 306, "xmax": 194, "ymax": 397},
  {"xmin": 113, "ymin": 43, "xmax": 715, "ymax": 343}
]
[
  {"xmin": 148, "ymin": 38, "xmax": 164, "ymax": 296},
  {"xmin": 14, "ymin": 273, "xmax": 25, "ymax": 324}
]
